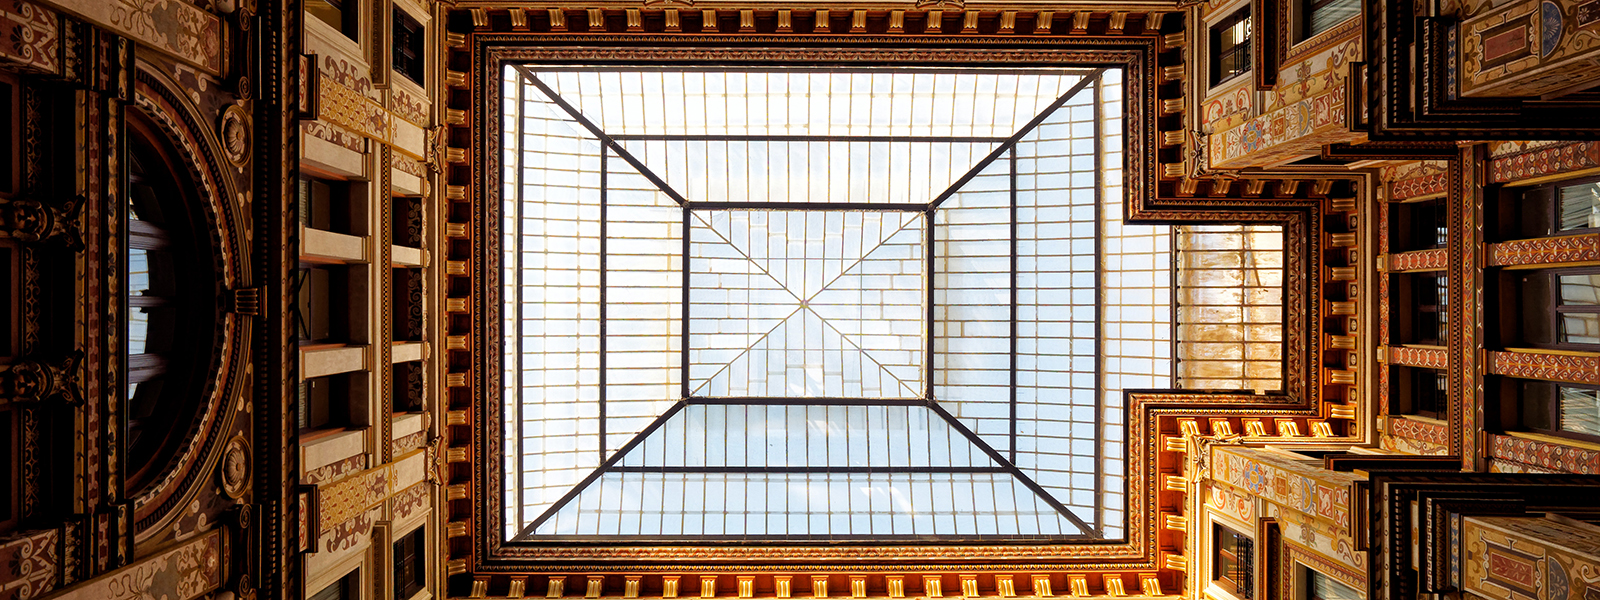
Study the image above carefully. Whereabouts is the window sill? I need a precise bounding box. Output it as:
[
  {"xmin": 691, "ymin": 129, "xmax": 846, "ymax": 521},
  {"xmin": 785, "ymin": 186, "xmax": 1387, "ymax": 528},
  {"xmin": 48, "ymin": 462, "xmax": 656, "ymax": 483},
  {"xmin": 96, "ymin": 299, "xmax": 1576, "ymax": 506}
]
[
  {"xmin": 1501, "ymin": 430, "xmax": 1600, "ymax": 453},
  {"xmin": 301, "ymin": 344, "xmax": 369, "ymax": 379},
  {"xmin": 301, "ymin": 427, "xmax": 366, "ymax": 473},
  {"xmin": 1394, "ymin": 414, "xmax": 1447, "ymax": 427},
  {"xmin": 393, "ymin": 411, "xmax": 425, "ymax": 440},
  {"xmin": 1503, "ymin": 347, "xmax": 1600, "ymax": 358}
]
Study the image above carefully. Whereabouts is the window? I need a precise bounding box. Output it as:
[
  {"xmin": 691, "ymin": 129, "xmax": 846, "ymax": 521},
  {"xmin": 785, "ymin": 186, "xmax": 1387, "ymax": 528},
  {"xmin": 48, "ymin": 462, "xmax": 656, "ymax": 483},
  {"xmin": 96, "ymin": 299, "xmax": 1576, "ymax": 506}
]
[
  {"xmin": 1393, "ymin": 198, "xmax": 1448, "ymax": 251},
  {"xmin": 394, "ymin": 527, "xmax": 426, "ymax": 599},
  {"xmin": 1519, "ymin": 269, "xmax": 1600, "ymax": 349},
  {"xmin": 1210, "ymin": 9, "xmax": 1252, "ymax": 87},
  {"xmin": 310, "ymin": 571, "xmax": 358, "ymax": 600},
  {"xmin": 1304, "ymin": 568, "xmax": 1359, "ymax": 600},
  {"xmin": 1520, "ymin": 381, "xmax": 1600, "ymax": 442},
  {"xmin": 1556, "ymin": 180, "xmax": 1600, "ymax": 233},
  {"xmin": 298, "ymin": 373, "xmax": 360, "ymax": 432},
  {"xmin": 307, "ymin": 0, "xmax": 359, "ymax": 39},
  {"xmin": 393, "ymin": 9, "xmax": 426, "ymax": 87},
  {"xmin": 125, "ymin": 110, "xmax": 218, "ymax": 492},
  {"xmin": 1298, "ymin": 0, "xmax": 1358, "ymax": 41},
  {"xmin": 1214, "ymin": 523, "xmax": 1254, "ymax": 598},
  {"xmin": 1400, "ymin": 367, "xmax": 1448, "ymax": 419},
  {"xmin": 300, "ymin": 176, "xmax": 359, "ymax": 235},
  {"xmin": 1174, "ymin": 225, "xmax": 1285, "ymax": 391},
  {"xmin": 1402, "ymin": 273, "xmax": 1448, "ymax": 346}
]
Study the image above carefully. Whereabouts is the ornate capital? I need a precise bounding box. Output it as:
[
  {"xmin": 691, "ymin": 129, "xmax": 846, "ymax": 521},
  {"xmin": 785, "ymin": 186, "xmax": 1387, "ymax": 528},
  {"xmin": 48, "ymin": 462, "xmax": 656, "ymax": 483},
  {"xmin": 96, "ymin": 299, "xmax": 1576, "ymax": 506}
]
[
  {"xmin": 0, "ymin": 351, "xmax": 83, "ymax": 405},
  {"xmin": 0, "ymin": 195, "xmax": 83, "ymax": 249}
]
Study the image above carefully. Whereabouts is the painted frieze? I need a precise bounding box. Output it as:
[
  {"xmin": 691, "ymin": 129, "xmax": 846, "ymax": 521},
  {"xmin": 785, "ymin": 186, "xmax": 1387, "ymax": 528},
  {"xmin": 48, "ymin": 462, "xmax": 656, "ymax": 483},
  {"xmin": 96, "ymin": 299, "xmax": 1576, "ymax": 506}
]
[
  {"xmin": 49, "ymin": 0, "xmax": 221, "ymax": 75},
  {"xmin": 1488, "ymin": 433, "xmax": 1600, "ymax": 474},
  {"xmin": 1487, "ymin": 234, "xmax": 1600, "ymax": 266},
  {"xmin": 50, "ymin": 529, "xmax": 222, "ymax": 600},
  {"xmin": 1487, "ymin": 351, "xmax": 1600, "ymax": 385},
  {"xmin": 0, "ymin": 1, "xmax": 58, "ymax": 74},
  {"xmin": 1211, "ymin": 446, "xmax": 1362, "ymax": 535},
  {"xmin": 1489, "ymin": 141, "xmax": 1600, "ymax": 183},
  {"xmin": 1461, "ymin": 0, "xmax": 1600, "ymax": 97},
  {"xmin": 1463, "ymin": 515, "xmax": 1600, "ymax": 600}
]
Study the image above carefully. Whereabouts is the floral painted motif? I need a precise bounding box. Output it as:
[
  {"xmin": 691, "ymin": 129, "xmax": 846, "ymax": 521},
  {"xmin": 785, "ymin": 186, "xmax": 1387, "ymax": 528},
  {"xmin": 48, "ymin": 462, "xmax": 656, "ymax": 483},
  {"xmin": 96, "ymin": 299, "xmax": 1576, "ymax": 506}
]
[
  {"xmin": 1488, "ymin": 433, "xmax": 1600, "ymax": 474},
  {"xmin": 1488, "ymin": 234, "xmax": 1600, "ymax": 267},
  {"xmin": 53, "ymin": 0, "xmax": 221, "ymax": 74},
  {"xmin": 1489, "ymin": 140, "xmax": 1600, "ymax": 182},
  {"xmin": 0, "ymin": 0, "xmax": 59, "ymax": 74},
  {"xmin": 50, "ymin": 530, "xmax": 220, "ymax": 600}
]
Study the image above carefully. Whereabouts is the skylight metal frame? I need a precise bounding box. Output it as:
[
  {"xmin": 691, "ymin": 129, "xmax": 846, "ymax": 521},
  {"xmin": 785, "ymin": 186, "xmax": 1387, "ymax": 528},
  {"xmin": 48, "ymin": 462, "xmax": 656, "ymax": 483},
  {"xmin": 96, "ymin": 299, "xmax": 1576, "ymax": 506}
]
[
  {"xmin": 468, "ymin": 38, "xmax": 1186, "ymax": 568},
  {"xmin": 502, "ymin": 64, "xmax": 1109, "ymax": 542}
]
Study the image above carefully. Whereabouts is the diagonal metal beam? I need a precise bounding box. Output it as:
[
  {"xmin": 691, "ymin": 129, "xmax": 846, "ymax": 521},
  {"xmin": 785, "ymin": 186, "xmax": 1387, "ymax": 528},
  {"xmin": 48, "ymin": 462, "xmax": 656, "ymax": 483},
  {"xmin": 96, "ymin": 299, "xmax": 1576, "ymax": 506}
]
[
  {"xmin": 924, "ymin": 400, "xmax": 1098, "ymax": 537},
  {"xmin": 515, "ymin": 400, "xmax": 689, "ymax": 540},
  {"xmin": 926, "ymin": 70, "xmax": 1105, "ymax": 212},
  {"xmin": 512, "ymin": 65, "xmax": 689, "ymax": 206}
]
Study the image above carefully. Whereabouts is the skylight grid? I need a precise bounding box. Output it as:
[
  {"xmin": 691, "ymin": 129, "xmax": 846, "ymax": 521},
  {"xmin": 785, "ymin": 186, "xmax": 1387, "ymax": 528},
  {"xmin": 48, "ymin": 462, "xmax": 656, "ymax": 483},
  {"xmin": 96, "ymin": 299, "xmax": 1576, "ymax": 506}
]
[
  {"xmin": 688, "ymin": 210, "xmax": 926, "ymax": 399},
  {"xmin": 531, "ymin": 69, "xmax": 1092, "ymax": 137},
  {"xmin": 504, "ymin": 65, "xmax": 1178, "ymax": 542},
  {"xmin": 503, "ymin": 72, "xmax": 605, "ymax": 538},
  {"xmin": 1175, "ymin": 225, "xmax": 1286, "ymax": 391},
  {"xmin": 1014, "ymin": 87, "xmax": 1101, "ymax": 524},
  {"xmin": 1095, "ymin": 69, "xmax": 1144, "ymax": 540}
]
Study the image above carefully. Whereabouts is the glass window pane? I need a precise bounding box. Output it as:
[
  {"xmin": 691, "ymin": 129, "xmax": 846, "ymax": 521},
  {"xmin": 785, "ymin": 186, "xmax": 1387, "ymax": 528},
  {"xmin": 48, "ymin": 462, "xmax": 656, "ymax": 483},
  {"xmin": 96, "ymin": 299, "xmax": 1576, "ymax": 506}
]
[
  {"xmin": 1560, "ymin": 387, "xmax": 1600, "ymax": 436},
  {"xmin": 1558, "ymin": 182, "xmax": 1600, "ymax": 231}
]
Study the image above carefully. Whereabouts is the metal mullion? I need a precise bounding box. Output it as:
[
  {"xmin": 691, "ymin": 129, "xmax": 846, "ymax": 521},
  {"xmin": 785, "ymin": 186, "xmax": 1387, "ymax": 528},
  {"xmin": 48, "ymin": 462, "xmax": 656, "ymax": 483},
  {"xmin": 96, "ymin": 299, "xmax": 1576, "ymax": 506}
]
[
  {"xmin": 600, "ymin": 148, "xmax": 608, "ymax": 462},
  {"xmin": 926, "ymin": 204, "xmax": 937, "ymax": 404},
  {"xmin": 928, "ymin": 71, "xmax": 1104, "ymax": 211},
  {"xmin": 1091, "ymin": 73, "xmax": 1105, "ymax": 534},
  {"xmin": 518, "ymin": 400, "xmax": 689, "ymax": 539},
  {"xmin": 682, "ymin": 207, "xmax": 691, "ymax": 399},
  {"xmin": 514, "ymin": 75, "xmax": 527, "ymax": 523},
  {"xmin": 514, "ymin": 66, "xmax": 689, "ymax": 205},
  {"xmin": 1009, "ymin": 147, "xmax": 1018, "ymax": 463},
  {"xmin": 924, "ymin": 401, "xmax": 1094, "ymax": 535},
  {"xmin": 611, "ymin": 134, "xmax": 1010, "ymax": 143},
  {"xmin": 687, "ymin": 396, "xmax": 927, "ymax": 406}
]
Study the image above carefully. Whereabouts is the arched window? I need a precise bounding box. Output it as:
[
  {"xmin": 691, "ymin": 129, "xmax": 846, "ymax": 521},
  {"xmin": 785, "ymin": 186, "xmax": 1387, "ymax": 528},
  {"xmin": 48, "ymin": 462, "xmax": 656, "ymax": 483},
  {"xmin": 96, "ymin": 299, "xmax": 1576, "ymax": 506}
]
[{"xmin": 123, "ymin": 110, "xmax": 218, "ymax": 493}]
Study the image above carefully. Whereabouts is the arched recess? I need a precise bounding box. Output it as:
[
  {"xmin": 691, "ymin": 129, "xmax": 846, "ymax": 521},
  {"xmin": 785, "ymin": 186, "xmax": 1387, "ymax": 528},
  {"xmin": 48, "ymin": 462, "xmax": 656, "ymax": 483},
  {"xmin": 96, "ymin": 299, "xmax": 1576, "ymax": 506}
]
[{"xmin": 124, "ymin": 60, "xmax": 252, "ymax": 542}]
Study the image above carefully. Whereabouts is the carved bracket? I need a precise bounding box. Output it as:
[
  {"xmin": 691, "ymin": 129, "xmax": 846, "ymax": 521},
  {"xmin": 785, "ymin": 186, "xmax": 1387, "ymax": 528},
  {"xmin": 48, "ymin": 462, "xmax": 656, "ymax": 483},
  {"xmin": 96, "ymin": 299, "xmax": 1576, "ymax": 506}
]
[
  {"xmin": 0, "ymin": 351, "xmax": 83, "ymax": 406},
  {"xmin": 0, "ymin": 195, "xmax": 84, "ymax": 250}
]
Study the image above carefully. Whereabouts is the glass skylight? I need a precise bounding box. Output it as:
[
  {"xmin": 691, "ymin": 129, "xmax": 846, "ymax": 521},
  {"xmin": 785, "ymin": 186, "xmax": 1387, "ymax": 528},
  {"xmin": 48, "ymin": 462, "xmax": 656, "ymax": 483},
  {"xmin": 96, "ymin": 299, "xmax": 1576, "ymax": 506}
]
[{"xmin": 500, "ymin": 65, "xmax": 1282, "ymax": 543}]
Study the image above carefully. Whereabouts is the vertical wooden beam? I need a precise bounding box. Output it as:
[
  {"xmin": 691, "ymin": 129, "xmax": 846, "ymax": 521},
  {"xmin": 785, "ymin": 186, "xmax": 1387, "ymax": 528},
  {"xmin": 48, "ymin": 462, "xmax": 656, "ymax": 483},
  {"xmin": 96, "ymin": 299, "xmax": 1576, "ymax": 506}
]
[{"xmin": 1452, "ymin": 145, "xmax": 1486, "ymax": 469}]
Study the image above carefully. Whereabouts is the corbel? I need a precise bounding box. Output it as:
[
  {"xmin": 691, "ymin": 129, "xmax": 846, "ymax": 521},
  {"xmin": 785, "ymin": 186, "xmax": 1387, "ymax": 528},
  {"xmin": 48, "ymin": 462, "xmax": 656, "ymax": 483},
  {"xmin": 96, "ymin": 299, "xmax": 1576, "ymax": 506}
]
[
  {"xmin": 814, "ymin": 9, "xmax": 829, "ymax": 32},
  {"xmin": 0, "ymin": 351, "xmax": 82, "ymax": 406},
  {"xmin": 625, "ymin": 576, "xmax": 643, "ymax": 598},
  {"xmin": 469, "ymin": 7, "xmax": 488, "ymax": 27},
  {"xmin": 1033, "ymin": 12, "xmax": 1053, "ymax": 33},
  {"xmin": 665, "ymin": 9, "xmax": 681, "ymax": 31},
  {"xmin": 587, "ymin": 8, "xmax": 605, "ymax": 30},
  {"xmin": 851, "ymin": 10, "xmax": 867, "ymax": 32},
  {"xmin": 775, "ymin": 10, "xmax": 790, "ymax": 32},
  {"xmin": 507, "ymin": 8, "xmax": 529, "ymax": 30},
  {"xmin": 588, "ymin": 576, "xmax": 606, "ymax": 598},
  {"xmin": 741, "ymin": 10, "xmax": 757, "ymax": 32},
  {"xmin": 738, "ymin": 577, "xmax": 756, "ymax": 599},
  {"xmin": 701, "ymin": 9, "xmax": 718, "ymax": 32},
  {"xmin": 958, "ymin": 575, "xmax": 979, "ymax": 598},
  {"xmin": 961, "ymin": 11, "xmax": 979, "ymax": 33},
  {"xmin": 1107, "ymin": 12, "xmax": 1127, "ymax": 33},
  {"xmin": 923, "ymin": 576, "xmax": 942, "ymax": 598},
  {"xmin": 774, "ymin": 577, "xmax": 792, "ymax": 598},
  {"xmin": 998, "ymin": 12, "xmax": 1015, "ymax": 33},
  {"xmin": 0, "ymin": 195, "xmax": 83, "ymax": 249},
  {"xmin": 924, "ymin": 11, "xmax": 942, "ymax": 33},
  {"xmin": 547, "ymin": 576, "xmax": 567, "ymax": 598},
  {"xmin": 1070, "ymin": 11, "xmax": 1089, "ymax": 34},
  {"xmin": 1029, "ymin": 575, "xmax": 1051, "ymax": 597},
  {"xmin": 548, "ymin": 9, "xmax": 567, "ymax": 32},
  {"xmin": 888, "ymin": 11, "xmax": 905, "ymax": 33},
  {"xmin": 811, "ymin": 576, "xmax": 829, "ymax": 598}
]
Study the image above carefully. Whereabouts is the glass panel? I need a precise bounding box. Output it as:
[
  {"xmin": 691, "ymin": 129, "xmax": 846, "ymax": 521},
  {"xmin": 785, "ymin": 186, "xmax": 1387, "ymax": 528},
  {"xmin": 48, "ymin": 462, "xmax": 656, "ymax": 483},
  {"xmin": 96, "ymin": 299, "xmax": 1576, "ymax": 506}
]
[
  {"xmin": 504, "ymin": 65, "xmax": 1141, "ymax": 541},
  {"xmin": 1307, "ymin": 570, "xmax": 1360, "ymax": 600},
  {"xmin": 1307, "ymin": 0, "xmax": 1359, "ymax": 38},
  {"xmin": 305, "ymin": 0, "xmax": 349, "ymax": 37},
  {"xmin": 1559, "ymin": 273, "xmax": 1600, "ymax": 305},
  {"xmin": 1175, "ymin": 225, "xmax": 1285, "ymax": 391},
  {"xmin": 1562, "ymin": 313, "xmax": 1600, "ymax": 344},
  {"xmin": 1557, "ymin": 182, "xmax": 1600, "ymax": 231},
  {"xmin": 1559, "ymin": 387, "xmax": 1600, "ymax": 437},
  {"xmin": 129, "ymin": 247, "xmax": 151, "ymax": 296}
]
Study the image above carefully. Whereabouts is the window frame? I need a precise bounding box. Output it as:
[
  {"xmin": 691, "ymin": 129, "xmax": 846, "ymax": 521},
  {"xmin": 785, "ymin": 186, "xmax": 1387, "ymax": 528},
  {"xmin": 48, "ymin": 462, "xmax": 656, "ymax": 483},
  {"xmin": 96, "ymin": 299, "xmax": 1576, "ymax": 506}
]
[
  {"xmin": 1294, "ymin": 0, "xmax": 1358, "ymax": 42},
  {"xmin": 393, "ymin": 525, "xmax": 427, "ymax": 600},
  {"xmin": 1213, "ymin": 522, "xmax": 1255, "ymax": 599},
  {"xmin": 1518, "ymin": 380, "xmax": 1600, "ymax": 444},
  {"xmin": 1518, "ymin": 267, "xmax": 1600, "ymax": 351},
  {"xmin": 1209, "ymin": 8, "xmax": 1253, "ymax": 88},
  {"xmin": 307, "ymin": 0, "xmax": 361, "ymax": 40},
  {"xmin": 392, "ymin": 7, "xmax": 426, "ymax": 87}
]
